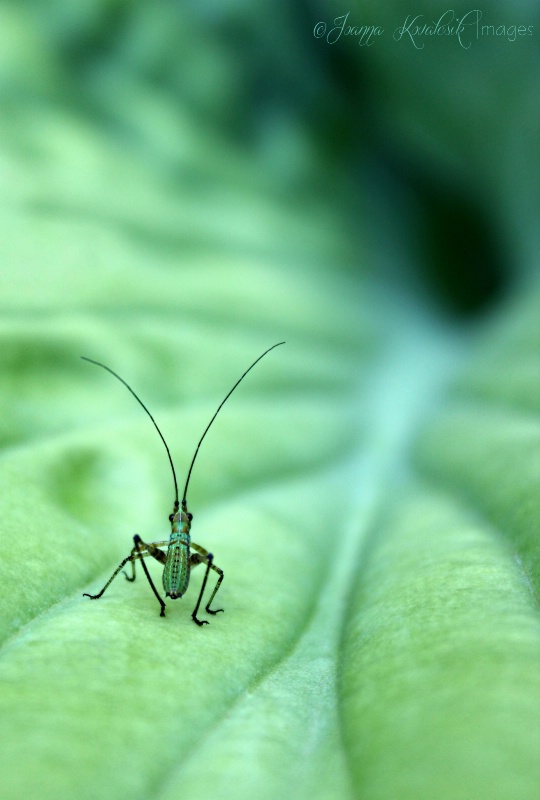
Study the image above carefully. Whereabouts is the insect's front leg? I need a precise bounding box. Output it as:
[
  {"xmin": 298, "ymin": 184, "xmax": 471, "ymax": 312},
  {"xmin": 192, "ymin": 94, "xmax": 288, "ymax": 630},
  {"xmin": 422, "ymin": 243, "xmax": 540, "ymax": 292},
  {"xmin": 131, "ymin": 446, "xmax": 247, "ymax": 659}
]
[
  {"xmin": 83, "ymin": 550, "xmax": 138, "ymax": 600},
  {"xmin": 83, "ymin": 538, "xmax": 168, "ymax": 617},
  {"xmin": 190, "ymin": 542, "xmax": 224, "ymax": 624}
]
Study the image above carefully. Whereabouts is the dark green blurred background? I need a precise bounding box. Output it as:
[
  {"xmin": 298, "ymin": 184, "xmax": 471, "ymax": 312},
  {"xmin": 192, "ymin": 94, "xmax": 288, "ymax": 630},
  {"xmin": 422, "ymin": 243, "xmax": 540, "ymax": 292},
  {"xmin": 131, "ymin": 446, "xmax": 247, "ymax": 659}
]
[{"xmin": 2, "ymin": 0, "xmax": 537, "ymax": 316}]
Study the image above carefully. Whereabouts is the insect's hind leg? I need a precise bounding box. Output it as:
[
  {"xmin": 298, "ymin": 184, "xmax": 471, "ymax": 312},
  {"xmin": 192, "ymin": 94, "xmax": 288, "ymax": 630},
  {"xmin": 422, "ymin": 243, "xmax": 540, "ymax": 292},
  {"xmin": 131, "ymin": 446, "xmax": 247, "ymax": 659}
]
[
  {"xmin": 133, "ymin": 536, "xmax": 167, "ymax": 617},
  {"xmin": 122, "ymin": 539, "xmax": 168, "ymax": 582},
  {"xmin": 190, "ymin": 543, "xmax": 224, "ymax": 624}
]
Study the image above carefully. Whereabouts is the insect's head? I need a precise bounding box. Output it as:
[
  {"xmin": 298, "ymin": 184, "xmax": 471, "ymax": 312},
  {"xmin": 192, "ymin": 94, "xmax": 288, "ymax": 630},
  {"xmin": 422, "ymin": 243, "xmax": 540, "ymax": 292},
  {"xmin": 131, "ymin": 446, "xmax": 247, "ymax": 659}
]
[{"xmin": 168, "ymin": 499, "xmax": 192, "ymax": 533}]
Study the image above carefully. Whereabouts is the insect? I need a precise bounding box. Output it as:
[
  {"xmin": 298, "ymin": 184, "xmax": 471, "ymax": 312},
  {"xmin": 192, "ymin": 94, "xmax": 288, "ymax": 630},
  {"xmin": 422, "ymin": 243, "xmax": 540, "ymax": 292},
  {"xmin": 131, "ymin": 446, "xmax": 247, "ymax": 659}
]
[{"xmin": 82, "ymin": 342, "xmax": 285, "ymax": 626}]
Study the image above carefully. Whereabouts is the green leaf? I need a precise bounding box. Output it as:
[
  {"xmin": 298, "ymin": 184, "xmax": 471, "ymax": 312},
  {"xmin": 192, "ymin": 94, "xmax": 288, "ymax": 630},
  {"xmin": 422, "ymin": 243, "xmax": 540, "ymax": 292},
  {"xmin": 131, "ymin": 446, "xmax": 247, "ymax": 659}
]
[
  {"xmin": 1, "ymin": 6, "xmax": 539, "ymax": 800},
  {"xmin": 1, "ymin": 256, "xmax": 539, "ymax": 800}
]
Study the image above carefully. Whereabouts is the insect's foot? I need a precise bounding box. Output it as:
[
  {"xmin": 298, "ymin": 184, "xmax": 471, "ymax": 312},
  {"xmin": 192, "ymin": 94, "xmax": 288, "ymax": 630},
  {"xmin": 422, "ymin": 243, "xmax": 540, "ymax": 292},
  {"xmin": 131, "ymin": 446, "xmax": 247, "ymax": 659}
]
[
  {"xmin": 160, "ymin": 607, "xmax": 166, "ymax": 617},
  {"xmin": 205, "ymin": 607, "xmax": 224, "ymax": 615},
  {"xmin": 83, "ymin": 593, "xmax": 99, "ymax": 600},
  {"xmin": 122, "ymin": 570, "xmax": 135, "ymax": 582},
  {"xmin": 192, "ymin": 615, "xmax": 209, "ymax": 626}
]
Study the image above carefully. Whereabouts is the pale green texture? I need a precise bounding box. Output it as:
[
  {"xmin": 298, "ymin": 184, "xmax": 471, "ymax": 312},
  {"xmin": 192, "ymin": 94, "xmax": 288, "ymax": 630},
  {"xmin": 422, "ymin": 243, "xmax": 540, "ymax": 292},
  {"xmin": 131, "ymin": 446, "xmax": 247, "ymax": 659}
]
[
  {"xmin": 2, "ymin": 272, "xmax": 539, "ymax": 800},
  {"xmin": 340, "ymin": 488, "xmax": 540, "ymax": 800},
  {"xmin": 1, "ymin": 3, "xmax": 540, "ymax": 800}
]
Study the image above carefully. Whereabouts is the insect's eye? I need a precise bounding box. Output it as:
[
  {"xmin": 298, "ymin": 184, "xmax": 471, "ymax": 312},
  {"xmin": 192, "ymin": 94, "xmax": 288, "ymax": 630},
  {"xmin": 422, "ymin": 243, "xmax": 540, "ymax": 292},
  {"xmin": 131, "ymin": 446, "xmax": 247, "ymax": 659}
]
[
  {"xmin": 187, "ymin": 512, "xmax": 193, "ymax": 521},
  {"xmin": 168, "ymin": 514, "xmax": 174, "ymax": 522}
]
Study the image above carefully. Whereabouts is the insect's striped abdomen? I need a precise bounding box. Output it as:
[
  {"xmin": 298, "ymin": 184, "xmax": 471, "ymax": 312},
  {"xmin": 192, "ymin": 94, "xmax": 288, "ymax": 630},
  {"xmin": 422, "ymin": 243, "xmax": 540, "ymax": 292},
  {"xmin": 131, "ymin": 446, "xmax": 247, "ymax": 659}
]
[{"xmin": 163, "ymin": 528, "xmax": 191, "ymax": 598}]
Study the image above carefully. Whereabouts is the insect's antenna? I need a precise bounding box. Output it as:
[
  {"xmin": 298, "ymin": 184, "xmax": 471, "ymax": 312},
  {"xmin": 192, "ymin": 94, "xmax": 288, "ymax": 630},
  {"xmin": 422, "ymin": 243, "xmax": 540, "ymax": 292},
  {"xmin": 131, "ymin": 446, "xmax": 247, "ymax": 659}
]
[
  {"xmin": 182, "ymin": 342, "xmax": 285, "ymax": 507},
  {"xmin": 81, "ymin": 357, "xmax": 179, "ymax": 507}
]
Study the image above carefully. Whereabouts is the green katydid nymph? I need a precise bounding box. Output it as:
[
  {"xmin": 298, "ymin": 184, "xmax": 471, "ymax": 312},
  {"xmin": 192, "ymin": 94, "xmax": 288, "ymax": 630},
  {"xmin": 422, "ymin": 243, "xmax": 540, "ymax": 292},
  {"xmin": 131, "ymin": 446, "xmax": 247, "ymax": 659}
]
[{"xmin": 82, "ymin": 342, "xmax": 285, "ymax": 626}]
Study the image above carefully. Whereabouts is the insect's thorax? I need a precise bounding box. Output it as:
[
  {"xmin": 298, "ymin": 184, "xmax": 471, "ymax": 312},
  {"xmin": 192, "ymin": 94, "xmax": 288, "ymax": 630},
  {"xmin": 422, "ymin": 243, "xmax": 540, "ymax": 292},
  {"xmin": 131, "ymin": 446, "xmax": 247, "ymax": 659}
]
[{"xmin": 163, "ymin": 508, "xmax": 191, "ymax": 598}]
